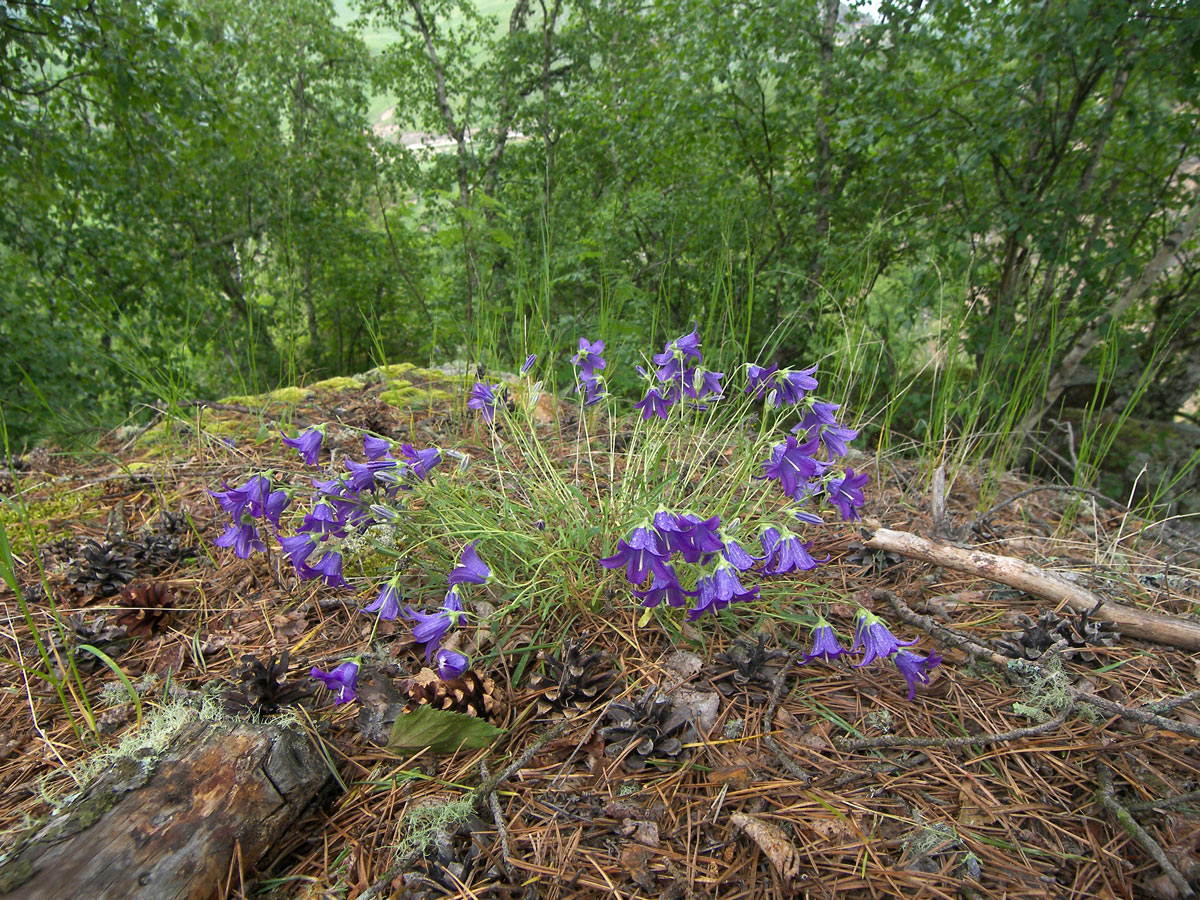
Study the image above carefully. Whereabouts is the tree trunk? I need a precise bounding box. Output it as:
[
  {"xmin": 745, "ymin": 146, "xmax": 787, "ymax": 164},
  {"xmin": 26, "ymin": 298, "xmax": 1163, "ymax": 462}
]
[{"xmin": 0, "ymin": 716, "xmax": 332, "ymax": 900}]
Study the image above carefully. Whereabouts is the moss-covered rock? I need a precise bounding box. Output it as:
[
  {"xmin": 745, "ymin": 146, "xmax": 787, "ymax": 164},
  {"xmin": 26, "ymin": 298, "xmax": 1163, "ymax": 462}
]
[
  {"xmin": 309, "ymin": 376, "xmax": 364, "ymax": 393},
  {"xmin": 0, "ymin": 483, "xmax": 103, "ymax": 554},
  {"xmin": 379, "ymin": 386, "xmax": 455, "ymax": 408}
]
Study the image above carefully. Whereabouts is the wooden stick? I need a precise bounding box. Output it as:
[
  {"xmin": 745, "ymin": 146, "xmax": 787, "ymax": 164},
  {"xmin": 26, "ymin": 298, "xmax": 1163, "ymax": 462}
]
[{"xmin": 864, "ymin": 527, "xmax": 1200, "ymax": 651}]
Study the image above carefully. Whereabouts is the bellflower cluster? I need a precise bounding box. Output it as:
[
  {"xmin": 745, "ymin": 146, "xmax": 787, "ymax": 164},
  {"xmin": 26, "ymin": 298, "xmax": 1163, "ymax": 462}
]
[
  {"xmin": 799, "ymin": 610, "xmax": 942, "ymax": 701},
  {"xmin": 634, "ymin": 328, "xmax": 724, "ymax": 420},
  {"xmin": 573, "ymin": 338, "xmax": 608, "ymax": 407},
  {"xmin": 209, "ymin": 474, "xmax": 289, "ymax": 559},
  {"xmin": 745, "ymin": 363, "xmax": 819, "ymax": 408}
]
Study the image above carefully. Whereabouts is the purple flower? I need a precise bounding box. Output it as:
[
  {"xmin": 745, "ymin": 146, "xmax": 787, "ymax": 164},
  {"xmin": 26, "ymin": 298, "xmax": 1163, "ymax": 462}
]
[
  {"xmin": 215, "ymin": 519, "xmax": 266, "ymax": 558},
  {"xmin": 209, "ymin": 475, "xmax": 271, "ymax": 521},
  {"xmin": 770, "ymin": 366, "xmax": 818, "ymax": 406},
  {"xmin": 278, "ymin": 532, "xmax": 318, "ymax": 571},
  {"xmin": 758, "ymin": 526, "xmax": 819, "ymax": 574},
  {"xmin": 802, "ymin": 619, "xmax": 847, "ymax": 664},
  {"xmin": 468, "ymin": 381, "xmax": 502, "ymax": 423},
  {"xmin": 720, "ymin": 534, "xmax": 759, "ymax": 571},
  {"xmin": 435, "ymin": 649, "xmax": 470, "ymax": 680},
  {"xmin": 576, "ymin": 376, "xmax": 606, "ymax": 407},
  {"xmin": 851, "ymin": 610, "xmax": 917, "ymax": 667},
  {"xmin": 683, "ymin": 367, "xmax": 724, "ymax": 405},
  {"xmin": 762, "ymin": 434, "xmax": 824, "ymax": 499},
  {"xmin": 745, "ymin": 363, "xmax": 779, "ymax": 397},
  {"xmin": 826, "ymin": 469, "xmax": 869, "ymax": 521},
  {"xmin": 891, "ymin": 649, "xmax": 943, "ymax": 700},
  {"xmin": 520, "ymin": 353, "xmax": 537, "ymax": 375},
  {"xmin": 671, "ymin": 513, "xmax": 723, "ymax": 564},
  {"xmin": 572, "ymin": 338, "xmax": 606, "ymax": 379},
  {"xmin": 308, "ymin": 550, "xmax": 349, "ymax": 588},
  {"xmin": 447, "ymin": 540, "xmax": 491, "ymax": 586},
  {"xmin": 793, "ymin": 509, "xmax": 824, "ymax": 525},
  {"xmin": 404, "ymin": 590, "xmax": 466, "ymax": 660},
  {"xmin": 298, "ymin": 502, "xmax": 347, "ymax": 537},
  {"xmin": 400, "ymin": 443, "xmax": 441, "ymax": 480},
  {"xmin": 688, "ymin": 563, "xmax": 760, "ymax": 621},
  {"xmin": 310, "ymin": 661, "xmax": 359, "ymax": 704},
  {"xmin": 282, "ymin": 427, "xmax": 323, "ymax": 466},
  {"xmin": 600, "ymin": 525, "xmax": 671, "ymax": 584},
  {"xmin": 631, "ymin": 566, "xmax": 697, "ymax": 608},
  {"xmin": 364, "ymin": 577, "xmax": 402, "ymax": 620},
  {"xmin": 634, "ymin": 386, "xmax": 672, "ymax": 421},
  {"xmin": 652, "ymin": 328, "xmax": 702, "ymax": 370},
  {"xmin": 262, "ymin": 490, "xmax": 290, "ymax": 528},
  {"xmin": 363, "ymin": 434, "xmax": 392, "ymax": 460},
  {"xmin": 345, "ymin": 457, "xmax": 399, "ymax": 493}
]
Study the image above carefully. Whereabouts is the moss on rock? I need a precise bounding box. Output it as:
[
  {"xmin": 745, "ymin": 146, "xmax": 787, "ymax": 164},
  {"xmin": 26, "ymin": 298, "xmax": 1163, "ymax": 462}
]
[{"xmin": 310, "ymin": 376, "xmax": 364, "ymax": 393}]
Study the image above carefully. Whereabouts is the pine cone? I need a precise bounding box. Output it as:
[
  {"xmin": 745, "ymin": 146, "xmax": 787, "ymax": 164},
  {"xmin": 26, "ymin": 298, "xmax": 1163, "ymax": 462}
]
[
  {"xmin": 402, "ymin": 668, "xmax": 506, "ymax": 720},
  {"xmin": 599, "ymin": 687, "xmax": 692, "ymax": 771},
  {"xmin": 996, "ymin": 605, "xmax": 1119, "ymax": 663},
  {"xmin": 51, "ymin": 613, "xmax": 131, "ymax": 673},
  {"xmin": 133, "ymin": 512, "xmax": 198, "ymax": 569},
  {"xmin": 530, "ymin": 637, "xmax": 614, "ymax": 715},
  {"xmin": 222, "ymin": 651, "xmax": 312, "ymax": 715},
  {"xmin": 712, "ymin": 633, "xmax": 787, "ymax": 698},
  {"xmin": 115, "ymin": 582, "xmax": 174, "ymax": 639},
  {"xmin": 845, "ymin": 541, "xmax": 905, "ymax": 577},
  {"xmin": 70, "ymin": 538, "xmax": 138, "ymax": 597}
]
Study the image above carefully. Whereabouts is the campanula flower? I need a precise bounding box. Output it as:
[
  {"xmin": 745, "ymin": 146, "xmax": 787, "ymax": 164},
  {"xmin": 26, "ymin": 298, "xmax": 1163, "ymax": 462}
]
[
  {"xmin": 520, "ymin": 353, "xmax": 537, "ymax": 375},
  {"xmin": 826, "ymin": 469, "xmax": 869, "ymax": 521},
  {"xmin": 631, "ymin": 566, "xmax": 697, "ymax": 608},
  {"xmin": 281, "ymin": 427, "xmax": 324, "ymax": 466},
  {"xmin": 435, "ymin": 648, "xmax": 470, "ymax": 680},
  {"xmin": 310, "ymin": 661, "xmax": 359, "ymax": 704},
  {"xmin": 719, "ymin": 533, "xmax": 759, "ymax": 571},
  {"xmin": 215, "ymin": 519, "xmax": 266, "ymax": 558},
  {"xmin": 892, "ymin": 649, "xmax": 943, "ymax": 700},
  {"xmin": 209, "ymin": 474, "xmax": 271, "ymax": 521},
  {"xmin": 745, "ymin": 363, "xmax": 779, "ymax": 397},
  {"xmin": 671, "ymin": 513, "xmax": 723, "ymax": 564},
  {"xmin": 652, "ymin": 328, "xmax": 702, "ymax": 380},
  {"xmin": 363, "ymin": 434, "xmax": 392, "ymax": 460},
  {"xmin": 345, "ymin": 457, "xmax": 399, "ymax": 493},
  {"xmin": 400, "ymin": 443, "xmax": 441, "ymax": 480},
  {"xmin": 404, "ymin": 590, "xmax": 466, "ymax": 660},
  {"xmin": 634, "ymin": 386, "xmax": 672, "ymax": 421},
  {"xmin": 307, "ymin": 550, "xmax": 349, "ymax": 588},
  {"xmin": 802, "ymin": 618, "xmax": 847, "ymax": 663},
  {"xmin": 364, "ymin": 576, "xmax": 403, "ymax": 620},
  {"xmin": 758, "ymin": 526, "xmax": 819, "ymax": 574},
  {"xmin": 600, "ymin": 525, "xmax": 671, "ymax": 584},
  {"xmin": 771, "ymin": 365, "xmax": 819, "ymax": 406},
  {"xmin": 467, "ymin": 381, "xmax": 502, "ymax": 423},
  {"xmin": 688, "ymin": 562, "xmax": 759, "ymax": 621},
  {"xmin": 762, "ymin": 434, "xmax": 824, "ymax": 498},
  {"xmin": 447, "ymin": 540, "xmax": 491, "ymax": 585},
  {"xmin": 577, "ymin": 376, "xmax": 606, "ymax": 407},
  {"xmin": 572, "ymin": 338, "xmax": 606, "ymax": 378},
  {"xmin": 851, "ymin": 609, "xmax": 917, "ymax": 667}
]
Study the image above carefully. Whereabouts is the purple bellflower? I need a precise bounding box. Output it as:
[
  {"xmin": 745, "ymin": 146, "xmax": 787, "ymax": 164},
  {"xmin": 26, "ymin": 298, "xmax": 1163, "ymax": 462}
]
[
  {"xmin": 404, "ymin": 590, "xmax": 466, "ymax": 660},
  {"xmin": 310, "ymin": 661, "xmax": 359, "ymax": 704},
  {"xmin": 826, "ymin": 469, "xmax": 869, "ymax": 521},
  {"xmin": 447, "ymin": 540, "xmax": 491, "ymax": 586},
  {"xmin": 600, "ymin": 524, "xmax": 671, "ymax": 584},
  {"xmin": 802, "ymin": 618, "xmax": 847, "ymax": 664},
  {"xmin": 363, "ymin": 434, "xmax": 392, "ymax": 460},
  {"xmin": 345, "ymin": 457, "xmax": 399, "ymax": 493},
  {"xmin": 577, "ymin": 376, "xmax": 607, "ymax": 407},
  {"xmin": 745, "ymin": 363, "xmax": 780, "ymax": 397},
  {"xmin": 758, "ymin": 526, "xmax": 820, "ymax": 574},
  {"xmin": 771, "ymin": 366, "xmax": 819, "ymax": 406},
  {"xmin": 672, "ymin": 513, "xmax": 724, "ymax": 564},
  {"xmin": 652, "ymin": 328, "xmax": 703, "ymax": 384},
  {"xmin": 631, "ymin": 565, "xmax": 697, "ymax": 608},
  {"xmin": 688, "ymin": 562, "xmax": 759, "ymax": 621},
  {"xmin": 209, "ymin": 474, "xmax": 271, "ymax": 521},
  {"xmin": 762, "ymin": 434, "xmax": 825, "ymax": 499},
  {"xmin": 215, "ymin": 519, "xmax": 266, "ymax": 558},
  {"xmin": 851, "ymin": 609, "xmax": 917, "ymax": 667},
  {"xmin": 520, "ymin": 353, "xmax": 537, "ymax": 375},
  {"xmin": 634, "ymin": 385, "xmax": 672, "ymax": 421},
  {"xmin": 891, "ymin": 649, "xmax": 943, "ymax": 700},
  {"xmin": 400, "ymin": 443, "xmax": 441, "ymax": 480},
  {"xmin": 719, "ymin": 532, "xmax": 759, "ymax": 571},
  {"xmin": 282, "ymin": 427, "xmax": 324, "ymax": 466},
  {"xmin": 468, "ymin": 381, "xmax": 502, "ymax": 423},
  {"xmin": 307, "ymin": 550, "xmax": 349, "ymax": 588},
  {"xmin": 573, "ymin": 338, "xmax": 607, "ymax": 379},
  {"xmin": 364, "ymin": 576, "xmax": 403, "ymax": 620},
  {"xmin": 435, "ymin": 648, "xmax": 470, "ymax": 681}
]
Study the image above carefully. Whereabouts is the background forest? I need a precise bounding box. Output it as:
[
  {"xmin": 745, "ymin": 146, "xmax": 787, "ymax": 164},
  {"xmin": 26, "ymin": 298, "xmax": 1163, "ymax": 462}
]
[{"xmin": 3, "ymin": 0, "xmax": 1199, "ymax": 503}]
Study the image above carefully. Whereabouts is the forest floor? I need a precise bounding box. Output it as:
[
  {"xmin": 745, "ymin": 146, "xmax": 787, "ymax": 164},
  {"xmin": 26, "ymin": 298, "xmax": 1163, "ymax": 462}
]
[{"xmin": 3, "ymin": 374, "xmax": 1200, "ymax": 900}]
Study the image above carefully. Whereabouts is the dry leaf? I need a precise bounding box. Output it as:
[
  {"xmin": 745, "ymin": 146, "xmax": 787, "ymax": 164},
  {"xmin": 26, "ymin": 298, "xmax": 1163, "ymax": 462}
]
[
  {"xmin": 664, "ymin": 650, "xmax": 703, "ymax": 682},
  {"xmin": 800, "ymin": 815, "xmax": 856, "ymax": 843},
  {"xmin": 620, "ymin": 843, "xmax": 656, "ymax": 890},
  {"xmin": 708, "ymin": 765, "xmax": 752, "ymax": 790},
  {"xmin": 730, "ymin": 812, "xmax": 801, "ymax": 881},
  {"xmin": 673, "ymin": 687, "xmax": 720, "ymax": 732},
  {"xmin": 272, "ymin": 611, "xmax": 308, "ymax": 638}
]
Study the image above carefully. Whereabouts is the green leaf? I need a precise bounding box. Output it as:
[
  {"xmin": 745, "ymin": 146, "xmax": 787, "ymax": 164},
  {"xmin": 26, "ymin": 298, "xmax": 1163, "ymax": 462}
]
[{"xmin": 387, "ymin": 704, "xmax": 504, "ymax": 755}]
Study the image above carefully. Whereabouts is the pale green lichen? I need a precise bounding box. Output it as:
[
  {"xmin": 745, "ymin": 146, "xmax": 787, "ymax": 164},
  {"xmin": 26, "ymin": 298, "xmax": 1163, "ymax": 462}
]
[
  {"xmin": 394, "ymin": 797, "xmax": 476, "ymax": 860},
  {"xmin": 380, "ymin": 386, "xmax": 454, "ymax": 407},
  {"xmin": 267, "ymin": 386, "xmax": 311, "ymax": 404}
]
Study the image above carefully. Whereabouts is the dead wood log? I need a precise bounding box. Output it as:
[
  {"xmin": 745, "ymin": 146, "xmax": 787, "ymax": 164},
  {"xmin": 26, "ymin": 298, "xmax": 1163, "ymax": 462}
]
[
  {"xmin": 0, "ymin": 715, "xmax": 332, "ymax": 900},
  {"xmin": 863, "ymin": 527, "xmax": 1200, "ymax": 651}
]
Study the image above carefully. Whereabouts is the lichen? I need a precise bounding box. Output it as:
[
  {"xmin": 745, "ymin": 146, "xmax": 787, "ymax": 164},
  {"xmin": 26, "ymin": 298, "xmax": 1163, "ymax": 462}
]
[
  {"xmin": 0, "ymin": 484, "xmax": 103, "ymax": 555},
  {"xmin": 310, "ymin": 376, "xmax": 364, "ymax": 393},
  {"xmin": 380, "ymin": 386, "xmax": 454, "ymax": 408}
]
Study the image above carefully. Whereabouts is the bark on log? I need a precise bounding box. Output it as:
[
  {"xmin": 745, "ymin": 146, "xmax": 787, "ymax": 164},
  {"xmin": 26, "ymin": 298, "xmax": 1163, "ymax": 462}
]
[
  {"xmin": 864, "ymin": 527, "xmax": 1200, "ymax": 651},
  {"xmin": 0, "ymin": 715, "xmax": 332, "ymax": 900}
]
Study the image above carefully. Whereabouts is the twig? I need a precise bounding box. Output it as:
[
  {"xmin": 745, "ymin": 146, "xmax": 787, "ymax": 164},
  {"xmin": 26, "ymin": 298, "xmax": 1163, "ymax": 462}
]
[
  {"xmin": 1145, "ymin": 688, "xmax": 1200, "ymax": 715},
  {"xmin": 873, "ymin": 589, "xmax": 1012, "ymax": 668},
  {"xmin": 761, "ymin": 652, "xmax": 810, "ymax": 782},
  {"xmin": 864, "ymin": 527, "xmax": 1200, "ymax": 649},
  {"xmin": 1126, "ymin": 788, "xmax": 1200, "ymax": 812},
  {"xmin": 1075, "ymin": 693, "xmax": 1200, "ymax": 740},
  {"xmin": 1096, "ymin": 760, "xmax": 1195, "ymax": 898},
  {"xmin": 480, "ymin": 760, "xmax": 514, "ymax": 879},
  {"xmin": 835, "ymin": 709, "xmax": 1073, "ymax": 751}
]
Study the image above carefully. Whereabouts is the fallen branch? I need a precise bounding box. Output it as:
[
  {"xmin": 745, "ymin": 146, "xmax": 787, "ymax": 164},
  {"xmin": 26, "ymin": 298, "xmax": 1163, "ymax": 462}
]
[
  {"xmin": 835, "ymin": 709, "xmax": 1073, "ymax": 752},
  {"xmin": 864, "ymin": 527, "xmax": 1200, "ymax": 650}
]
